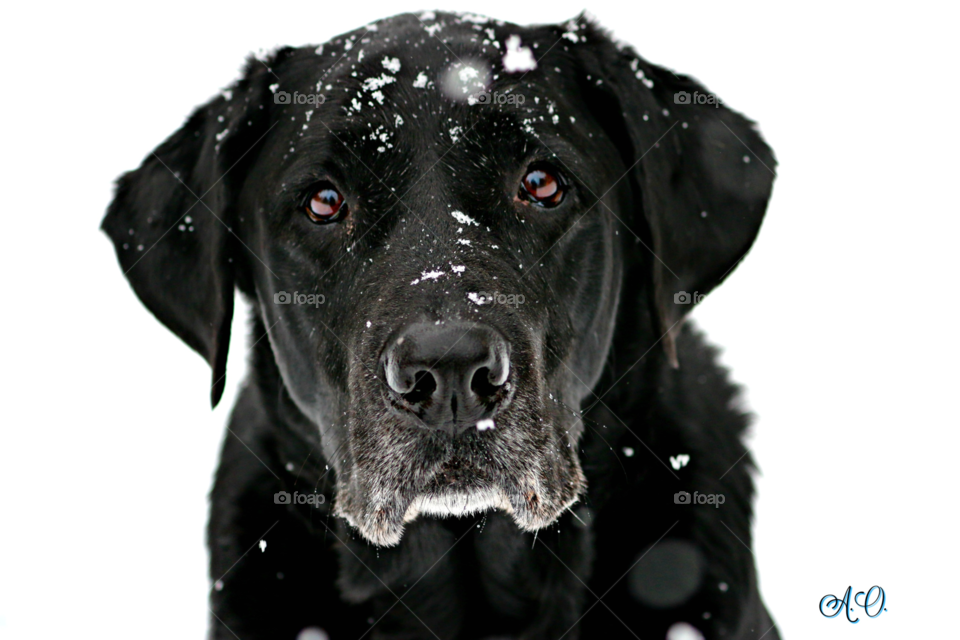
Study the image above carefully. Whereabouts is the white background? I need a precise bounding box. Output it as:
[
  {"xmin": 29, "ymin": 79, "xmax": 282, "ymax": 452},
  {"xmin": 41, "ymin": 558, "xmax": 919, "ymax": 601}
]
[{"xmin": 1, "ymin": 1, "xmax": 957, "ymax": 638}]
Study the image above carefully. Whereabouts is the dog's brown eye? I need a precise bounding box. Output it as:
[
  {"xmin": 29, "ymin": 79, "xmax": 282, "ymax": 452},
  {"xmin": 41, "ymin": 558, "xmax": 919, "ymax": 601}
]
[
  {"xmin": 519, "ymin": 165, "xmax": 565, "ymax": 207},
  {"xmin": 306, "ymin": 185, "xmax": 346, "ymax": 222}
]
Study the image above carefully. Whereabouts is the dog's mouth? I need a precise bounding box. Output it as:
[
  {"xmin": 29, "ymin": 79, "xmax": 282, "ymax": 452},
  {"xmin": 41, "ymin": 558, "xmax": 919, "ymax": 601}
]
[
  {"xmin": 333, "ymin": 415, "xmax": 586, "ymax": 547},
  {"xmin": 401, "ymin": 456, "xmax": 510, "ymax": 522}
]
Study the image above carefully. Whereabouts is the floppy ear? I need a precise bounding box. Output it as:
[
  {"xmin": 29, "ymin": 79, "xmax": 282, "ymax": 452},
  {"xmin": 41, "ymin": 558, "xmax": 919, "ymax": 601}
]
[
  {"xmin": 576, "ymin": 24, "xmax": 777, "ymax": 366},
  {"xmin": 102, "ymin": 56, "xmax": 276, "ymax": 406}
]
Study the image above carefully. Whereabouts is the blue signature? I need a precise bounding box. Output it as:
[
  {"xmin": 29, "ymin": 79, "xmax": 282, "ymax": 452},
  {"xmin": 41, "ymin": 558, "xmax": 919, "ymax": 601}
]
[{"xmin": 820, "ymin": 586, "xmax": 886, "ymax": 622}]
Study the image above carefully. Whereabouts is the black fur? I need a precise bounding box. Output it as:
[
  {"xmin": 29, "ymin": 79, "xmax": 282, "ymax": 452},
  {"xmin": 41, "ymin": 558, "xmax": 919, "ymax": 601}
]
[{"xmin": 103, "ymin": 12, "xmax": 777, "ymax": 639}]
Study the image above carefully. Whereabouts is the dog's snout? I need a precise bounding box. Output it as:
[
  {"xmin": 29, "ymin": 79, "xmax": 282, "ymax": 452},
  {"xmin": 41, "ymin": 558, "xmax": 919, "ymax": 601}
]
[{"xmin": 382, "ymin": 322, "xmax": 511, "ymax": 434}]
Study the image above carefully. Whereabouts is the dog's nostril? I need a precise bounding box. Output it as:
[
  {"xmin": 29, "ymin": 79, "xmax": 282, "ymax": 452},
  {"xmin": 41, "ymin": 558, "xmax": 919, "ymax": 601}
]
[
  {"xmin": 470, "ymin": 366, "xmax": 501, "ymax": 398},
  {"xmin": 402, "ymin": 370, "xmax": 437, "ymax": 405}
]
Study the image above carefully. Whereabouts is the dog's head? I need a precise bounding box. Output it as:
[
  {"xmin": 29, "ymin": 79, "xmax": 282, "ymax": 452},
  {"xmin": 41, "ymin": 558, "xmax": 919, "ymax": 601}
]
[{"xmin": 103, "ymin": 12, "xmax": 774, "ymax": 546}]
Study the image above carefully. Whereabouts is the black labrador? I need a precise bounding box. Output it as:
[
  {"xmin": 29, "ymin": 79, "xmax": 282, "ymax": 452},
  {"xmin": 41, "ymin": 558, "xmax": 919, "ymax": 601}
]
[{"xmin": 103, "ymin": 12, "xmax": 777, "ymax": 640}]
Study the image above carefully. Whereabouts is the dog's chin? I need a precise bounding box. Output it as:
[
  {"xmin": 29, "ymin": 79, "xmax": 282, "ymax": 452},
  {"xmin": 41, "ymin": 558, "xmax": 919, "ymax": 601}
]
[
  {"xmin": 335, "ymin": 397, "xmax": 588, "ymax": 547},
  {"xmin": 402, "ymin": 487, "xmax": 516, "ymax": 523},
  {"xmin": 335, "ymin": 469, "xmax": 585, "ymax": 548}
]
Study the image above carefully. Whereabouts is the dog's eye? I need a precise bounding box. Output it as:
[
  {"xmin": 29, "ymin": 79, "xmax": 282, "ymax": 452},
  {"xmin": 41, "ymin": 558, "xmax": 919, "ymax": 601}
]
[
  {"xmin": 305, "ymin": 184, "xmax": 346, "ymax": 223},
  {"xmin": 519, "ymin": 165, "xmax": 566, "ymax": 207}
]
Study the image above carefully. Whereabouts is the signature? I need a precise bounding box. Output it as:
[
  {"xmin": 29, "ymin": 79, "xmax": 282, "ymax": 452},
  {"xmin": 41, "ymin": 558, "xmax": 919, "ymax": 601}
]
[{"xmin": 820, "ymin": 586, "xmax": 886, "ymax": 623}]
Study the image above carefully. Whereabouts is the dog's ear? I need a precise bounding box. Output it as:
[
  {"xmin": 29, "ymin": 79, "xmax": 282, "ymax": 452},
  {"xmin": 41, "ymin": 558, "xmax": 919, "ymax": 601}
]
[
  {"xmin": 575, "ymin": 24, "xmax": 776, "ymax": 366},
  {"xmin": 102, "ymin": 54, "xmax": 279, "ymax": 406}
]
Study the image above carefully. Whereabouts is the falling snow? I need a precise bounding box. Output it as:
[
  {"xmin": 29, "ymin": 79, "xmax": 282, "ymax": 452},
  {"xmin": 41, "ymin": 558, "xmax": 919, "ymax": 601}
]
[
  {"xmin": 477, "ymin": 418, "xmax": 496, "ymax": 431},
  {"xmin": 382, "ymin": 56, "xmax": 401, "ymax": 74},
  {"xmin": 666, "ymin": 622, "xmax": 705, "ymax": 640},
  {"xmin": 450, "ymin": 210, "xmax": 478, "ymax": 226},
  {"xmin": 413, "ymin": 72, "xmax": 430, "ymax": 88},
  {"xmin": 362, "ymin": 74, "xmax": 396, "ymax": 92},
  {"xmin": 502, "ymin": 35, "xmax": 537, "ymax": 73}
]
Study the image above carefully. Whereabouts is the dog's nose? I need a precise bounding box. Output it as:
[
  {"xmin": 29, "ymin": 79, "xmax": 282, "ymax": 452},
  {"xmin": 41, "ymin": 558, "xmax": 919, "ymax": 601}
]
[{"xmin": 381, "ymin": 322, "xmax": 511, "ymax": 434}]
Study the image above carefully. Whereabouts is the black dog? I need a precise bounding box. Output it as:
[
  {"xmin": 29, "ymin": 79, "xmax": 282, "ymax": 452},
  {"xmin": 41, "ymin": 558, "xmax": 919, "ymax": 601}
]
[{"xmin": 103, "ymin": 12, "xmax": 777, "ymax": 640}]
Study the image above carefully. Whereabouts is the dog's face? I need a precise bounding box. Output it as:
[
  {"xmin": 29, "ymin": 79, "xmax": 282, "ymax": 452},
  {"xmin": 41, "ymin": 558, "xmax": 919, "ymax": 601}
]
[{"xmin": 103, "ymin": 13, "xmax": 774, "ymax": 546}]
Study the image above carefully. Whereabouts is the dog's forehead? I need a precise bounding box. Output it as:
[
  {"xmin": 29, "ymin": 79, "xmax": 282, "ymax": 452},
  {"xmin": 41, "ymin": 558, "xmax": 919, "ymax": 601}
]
[
  {"xmin": 314, "ymin": 11, "xmax": 561, "ymax": 74},
  {"xmin": 258, "ymin": 13, "xmax": 609, "ymax": 203},
  {"xmin": 274, "ymin": 12, "xmax": 588, "ymax": 140}
]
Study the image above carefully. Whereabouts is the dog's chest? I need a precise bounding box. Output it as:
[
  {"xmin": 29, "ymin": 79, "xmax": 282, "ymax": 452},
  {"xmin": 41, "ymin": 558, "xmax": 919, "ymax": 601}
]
[{"xmin": 470, "ymin": 514, "xmax": 537, "ymax": 618}]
